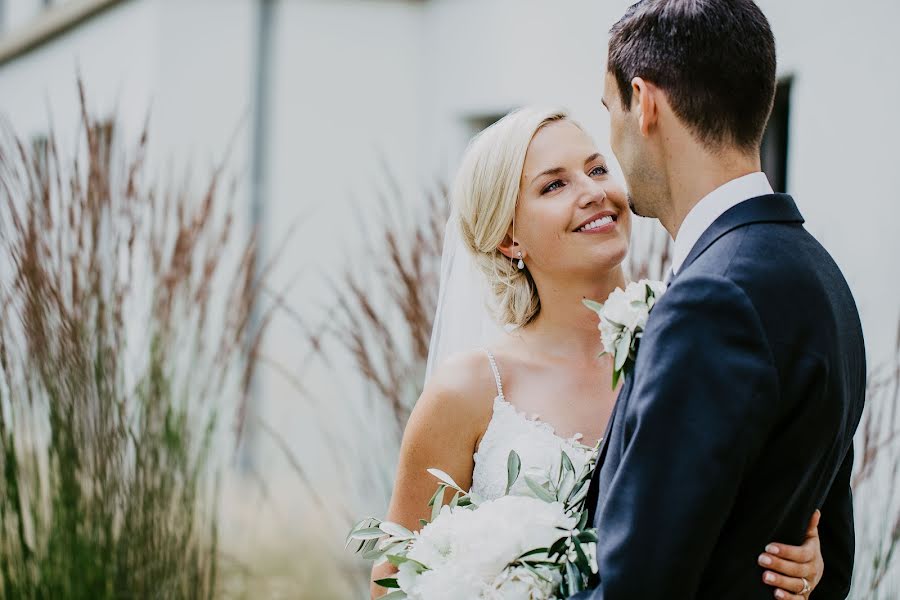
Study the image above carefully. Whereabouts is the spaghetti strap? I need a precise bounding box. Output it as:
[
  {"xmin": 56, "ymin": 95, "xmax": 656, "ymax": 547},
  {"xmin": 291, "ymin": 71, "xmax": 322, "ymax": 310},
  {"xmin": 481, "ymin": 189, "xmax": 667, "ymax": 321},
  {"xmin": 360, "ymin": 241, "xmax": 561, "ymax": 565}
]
[{"xmin": 483, "ymin": 349, "xmax": 505, "ymax": 402}]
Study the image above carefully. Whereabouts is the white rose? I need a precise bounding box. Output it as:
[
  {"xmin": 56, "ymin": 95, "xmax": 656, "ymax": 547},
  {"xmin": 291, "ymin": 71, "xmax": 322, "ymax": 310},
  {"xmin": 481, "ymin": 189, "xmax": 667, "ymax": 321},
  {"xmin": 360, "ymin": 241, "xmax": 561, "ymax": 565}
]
[
  {"xmin": 603, "ymin": 284, "xmax": 650, "ymax": 333},
  {"xmin": 623, "ymin": 280, "xmax": 642, "ymax": 298},
  {"xmin": 600, "ymin": 287, "xmax": 631, "ymax": 327},
  {"xmin": 487, "ymin": 566, "xmax": 560, "ymax": 599},
  {"xmin": 396, "ymin": 560, "xmax": 421, "ymax": 595},
  {"xmin": 406, "ymin": 561, "xmax": 483, "ymax": 600},
  {"xmin": 406, "ymin": 504, "xmax": 466, "ymax": 569},
  {"xmin": 612, "ymin": 280, "xmax": 664, "ymax": 333},
  {"xmin": 599, "ymin": 318, "xmax": 621, "ymax": 355},
  {"xmin": 400, "ymin": 495, "xmax": 574, "ymax": 599},
  {"xmin": 625, "ymin": 304, "xmax": 649, "ymax": 332}
]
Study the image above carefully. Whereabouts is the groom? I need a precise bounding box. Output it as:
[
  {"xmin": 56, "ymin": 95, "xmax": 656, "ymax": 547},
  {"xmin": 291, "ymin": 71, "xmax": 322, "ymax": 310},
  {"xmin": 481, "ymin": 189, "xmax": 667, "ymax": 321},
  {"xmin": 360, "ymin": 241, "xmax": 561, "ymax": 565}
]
[{"xmin": 576, "ymin": 1, "xmax": 865, "ymax": 598}]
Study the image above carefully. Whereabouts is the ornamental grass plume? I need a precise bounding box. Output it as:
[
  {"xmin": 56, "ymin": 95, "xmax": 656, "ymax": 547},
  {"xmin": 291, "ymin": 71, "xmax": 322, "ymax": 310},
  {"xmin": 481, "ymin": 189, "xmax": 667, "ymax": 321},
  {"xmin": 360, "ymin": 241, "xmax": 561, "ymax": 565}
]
[
  {"xmin": 0, "ymin": 79, "xmax": 265, "ymax": 599},
  {"xmin": 851, "ymin": 322, "xmax": 900, "ymax": 598}
]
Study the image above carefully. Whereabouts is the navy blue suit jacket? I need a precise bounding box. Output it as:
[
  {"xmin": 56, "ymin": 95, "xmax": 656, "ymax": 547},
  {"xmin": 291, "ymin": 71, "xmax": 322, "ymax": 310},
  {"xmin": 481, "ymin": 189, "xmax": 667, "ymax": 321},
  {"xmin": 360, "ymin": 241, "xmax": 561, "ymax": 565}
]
[{"xmin": 574, "ymin": 195, "xmax": 865, "ymax": 599}]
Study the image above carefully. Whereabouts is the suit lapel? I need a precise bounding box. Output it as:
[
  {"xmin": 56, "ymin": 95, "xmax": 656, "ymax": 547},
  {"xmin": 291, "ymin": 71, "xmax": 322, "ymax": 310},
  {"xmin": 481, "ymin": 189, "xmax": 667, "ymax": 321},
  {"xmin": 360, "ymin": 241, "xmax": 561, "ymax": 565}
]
[
  {"xmin": 679, "ymin": 193, "xmax": 804, "ymax": 273},
  {"xmin": 595, "ymin": 374, "xmax": 632, "ymax": 467},
  {"xmin": 586, "ymin": 373, "xmax": 634, "ymax": 523}
]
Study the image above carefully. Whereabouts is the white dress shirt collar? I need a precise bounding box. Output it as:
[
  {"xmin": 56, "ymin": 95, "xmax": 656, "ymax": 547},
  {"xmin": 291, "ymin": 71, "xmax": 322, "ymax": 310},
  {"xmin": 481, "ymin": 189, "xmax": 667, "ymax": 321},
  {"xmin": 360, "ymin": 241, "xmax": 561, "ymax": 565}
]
[{"xmin": 670, "ymin": 172, "xmax": 774, "ymax": 275}]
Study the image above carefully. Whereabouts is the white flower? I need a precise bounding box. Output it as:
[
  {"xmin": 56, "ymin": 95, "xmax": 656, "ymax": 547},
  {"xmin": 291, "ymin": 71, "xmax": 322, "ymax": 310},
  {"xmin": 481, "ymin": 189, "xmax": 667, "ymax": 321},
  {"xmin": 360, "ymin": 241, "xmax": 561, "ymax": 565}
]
[
  {"xmin": 404, "ymin": 504, "xmax": 466, "ymax": 569},
  {"xmin": 486, "ymin": 566, "xmax": 560, "ymax": 599},
  {"xmin": 599, "ymin": 286, "xmax": 631, "ymax": 329},
  {"xmin": 600, "ymin": 280, "xmax": 663, "ymax": 339},
  {"xmin": 395, "ymin": 561, "xmax": 419, "ymax": 594},
  {"xmin": 604, "ymin": 280, "xmax": 666, "ymax": 340},
  {"xmin": 398, "ymin": 496, "xmax": 576, "ymax": 599},
  {"xmin": 584, "ymin": 278, "xmax": 666, "ymax": 388},
  {"xmin": 400, "ymin": 559, "xmax": 484, "ymax": 600},
  {"xmin": 598, "ymin": 316, "xmax": 621, "ymax": 355}
]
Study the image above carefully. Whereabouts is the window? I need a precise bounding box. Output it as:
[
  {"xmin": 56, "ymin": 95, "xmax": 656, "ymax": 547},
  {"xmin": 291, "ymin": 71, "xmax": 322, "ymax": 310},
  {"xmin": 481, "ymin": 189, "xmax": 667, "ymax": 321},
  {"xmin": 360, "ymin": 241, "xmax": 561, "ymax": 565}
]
[{"xmin": 761, "ymin": 78, "xmax": 792, "ymax": 193}]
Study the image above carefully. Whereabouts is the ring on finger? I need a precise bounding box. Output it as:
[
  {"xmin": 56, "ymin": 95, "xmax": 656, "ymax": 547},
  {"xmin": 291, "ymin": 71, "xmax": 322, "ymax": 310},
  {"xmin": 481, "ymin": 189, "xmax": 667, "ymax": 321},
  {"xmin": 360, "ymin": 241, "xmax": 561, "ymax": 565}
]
[{"xmin": 800, "ymin": 577, "xmax": 811, "ymax": 596}]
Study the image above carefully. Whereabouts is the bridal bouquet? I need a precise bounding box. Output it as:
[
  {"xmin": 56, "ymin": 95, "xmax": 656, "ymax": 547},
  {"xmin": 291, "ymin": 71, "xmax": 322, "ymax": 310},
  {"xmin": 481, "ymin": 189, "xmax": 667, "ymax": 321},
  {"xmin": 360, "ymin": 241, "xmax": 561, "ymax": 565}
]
[
  {"xmin": 583, "ymin": 279, "xmax": 666, "ymax": 389},
  {"xmin": 348, "ymin": 450, "xmax": 599, "ymax": 599}
]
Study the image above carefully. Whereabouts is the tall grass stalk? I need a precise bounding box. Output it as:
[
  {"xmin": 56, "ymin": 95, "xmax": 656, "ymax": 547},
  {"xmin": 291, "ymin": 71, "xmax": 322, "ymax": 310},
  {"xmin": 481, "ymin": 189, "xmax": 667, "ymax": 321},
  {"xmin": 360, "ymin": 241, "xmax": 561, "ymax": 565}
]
[
  {"xmin": 0, "ymin": 81, "xmax": 262, "ymax": 599},
  {"xmin": 851, "ymin": 323, "xmax": 900, "ymax": 598},
  {"xmin": 329, "ymin": 182, "xmax": 447, "ymax": 434},
  {"xmin": 252, "ymin": 182, "xmax": 447, "ymax": 596}
]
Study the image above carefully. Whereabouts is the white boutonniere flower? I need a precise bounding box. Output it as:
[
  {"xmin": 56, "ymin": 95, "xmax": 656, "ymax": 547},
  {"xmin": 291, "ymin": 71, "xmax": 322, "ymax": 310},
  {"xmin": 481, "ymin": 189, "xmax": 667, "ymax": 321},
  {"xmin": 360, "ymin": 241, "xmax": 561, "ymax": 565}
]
[{"xmin": 583, "ymin": 279, "xmax": 666, "ymax": 389}]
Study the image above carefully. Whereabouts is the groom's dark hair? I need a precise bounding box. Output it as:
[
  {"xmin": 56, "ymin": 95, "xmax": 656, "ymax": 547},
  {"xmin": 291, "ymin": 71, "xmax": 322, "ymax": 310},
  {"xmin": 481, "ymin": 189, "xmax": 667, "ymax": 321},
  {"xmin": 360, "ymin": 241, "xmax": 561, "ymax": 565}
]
[{"xmin": 608, "ymin": 0, "xmax": 777, "ymax": 151}]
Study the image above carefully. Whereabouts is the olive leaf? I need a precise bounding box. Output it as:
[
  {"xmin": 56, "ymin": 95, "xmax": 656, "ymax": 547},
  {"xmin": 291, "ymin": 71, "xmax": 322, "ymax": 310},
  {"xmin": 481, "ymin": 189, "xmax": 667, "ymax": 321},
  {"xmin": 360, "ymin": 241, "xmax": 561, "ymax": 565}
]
[{"xmin": 506, "ymin": 451, "xmax": 522, "ymax": 495}]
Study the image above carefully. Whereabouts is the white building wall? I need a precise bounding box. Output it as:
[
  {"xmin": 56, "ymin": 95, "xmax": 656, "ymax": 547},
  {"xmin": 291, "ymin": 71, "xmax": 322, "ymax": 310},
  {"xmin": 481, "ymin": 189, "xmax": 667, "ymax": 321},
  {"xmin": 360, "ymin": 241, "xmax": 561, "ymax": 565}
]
[
  {"xmin": 150, "ymin": 0, "xmax": 255, "ymax": 170},
  {"xmin": 759, "ymin": 0, "xmax": 900, "ymax": 361}
]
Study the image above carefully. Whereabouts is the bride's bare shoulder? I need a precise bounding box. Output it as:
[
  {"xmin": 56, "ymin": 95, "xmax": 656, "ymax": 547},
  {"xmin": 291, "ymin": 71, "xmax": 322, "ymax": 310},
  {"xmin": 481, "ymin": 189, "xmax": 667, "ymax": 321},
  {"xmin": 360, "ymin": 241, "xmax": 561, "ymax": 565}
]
[{"xmin": 418, "ymin": 349, "xmax": 498, "ymax": 417}]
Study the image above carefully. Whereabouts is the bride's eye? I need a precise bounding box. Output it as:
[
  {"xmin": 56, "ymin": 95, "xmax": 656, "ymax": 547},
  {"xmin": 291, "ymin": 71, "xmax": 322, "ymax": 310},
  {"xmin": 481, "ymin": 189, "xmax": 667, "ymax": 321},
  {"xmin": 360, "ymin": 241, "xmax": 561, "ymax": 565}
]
[
  {"xmin": 589, "ymin": 165, "xmax": 609, "ymax": 177},
  {"xmin": 541, "ymin": 180, "xmax": 565, "ymax": 194}
]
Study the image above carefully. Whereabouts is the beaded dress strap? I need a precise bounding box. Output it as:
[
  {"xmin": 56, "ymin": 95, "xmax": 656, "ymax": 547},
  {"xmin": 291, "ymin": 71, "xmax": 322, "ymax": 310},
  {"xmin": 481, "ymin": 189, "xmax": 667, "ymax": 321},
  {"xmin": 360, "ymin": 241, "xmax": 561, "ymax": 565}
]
[{"xmin": 484, "ymin": 349, "xmax": 505, "ymax": 402}]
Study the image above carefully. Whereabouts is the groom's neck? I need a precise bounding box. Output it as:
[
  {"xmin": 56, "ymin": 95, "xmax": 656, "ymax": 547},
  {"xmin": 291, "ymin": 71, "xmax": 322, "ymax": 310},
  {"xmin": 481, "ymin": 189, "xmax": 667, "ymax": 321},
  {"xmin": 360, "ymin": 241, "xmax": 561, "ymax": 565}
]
[{"xmin": 660, "ymin": 142, "xmax": 762, "ymax": 240}]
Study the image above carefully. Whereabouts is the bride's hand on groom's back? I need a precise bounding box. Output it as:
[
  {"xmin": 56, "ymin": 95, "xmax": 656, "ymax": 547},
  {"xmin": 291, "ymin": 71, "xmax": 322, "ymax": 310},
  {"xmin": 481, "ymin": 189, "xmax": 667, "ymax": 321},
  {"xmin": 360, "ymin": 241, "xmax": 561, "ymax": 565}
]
[{"xmin": 758, "ymin": 510, "xmax": 823, "ymax": 599}]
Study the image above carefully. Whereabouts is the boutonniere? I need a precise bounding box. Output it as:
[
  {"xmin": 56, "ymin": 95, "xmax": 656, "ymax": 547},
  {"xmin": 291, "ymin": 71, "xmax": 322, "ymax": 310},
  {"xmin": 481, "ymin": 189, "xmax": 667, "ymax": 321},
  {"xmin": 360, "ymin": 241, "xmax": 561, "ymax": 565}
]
[{"xmin": 583, "ymin": 279, "xmax": 667, "ymax": 389}]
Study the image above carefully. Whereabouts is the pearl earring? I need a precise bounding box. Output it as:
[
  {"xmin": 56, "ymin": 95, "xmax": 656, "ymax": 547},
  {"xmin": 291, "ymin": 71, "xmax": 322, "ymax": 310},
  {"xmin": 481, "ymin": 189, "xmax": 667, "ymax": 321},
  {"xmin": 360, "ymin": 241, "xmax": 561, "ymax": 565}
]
[{"xmin": 516, "ymin": 251, "xmax": 525, "ymax": 270}]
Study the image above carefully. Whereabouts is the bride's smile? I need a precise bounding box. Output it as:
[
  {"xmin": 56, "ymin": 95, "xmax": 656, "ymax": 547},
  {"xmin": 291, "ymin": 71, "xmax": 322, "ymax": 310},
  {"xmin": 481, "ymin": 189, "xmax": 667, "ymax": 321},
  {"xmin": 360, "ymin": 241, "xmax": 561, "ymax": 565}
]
[{"xmin": 573, "ymin": 211, "xmax": 617, "ymax": 234}]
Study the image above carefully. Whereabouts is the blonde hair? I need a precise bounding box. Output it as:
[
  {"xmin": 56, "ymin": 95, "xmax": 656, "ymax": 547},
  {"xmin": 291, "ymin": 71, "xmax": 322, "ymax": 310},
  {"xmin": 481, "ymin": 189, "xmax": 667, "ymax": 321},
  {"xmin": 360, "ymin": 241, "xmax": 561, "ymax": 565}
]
[{"xmin": 453, "ymin": 107, "xmax": 572, "ymax": 328}]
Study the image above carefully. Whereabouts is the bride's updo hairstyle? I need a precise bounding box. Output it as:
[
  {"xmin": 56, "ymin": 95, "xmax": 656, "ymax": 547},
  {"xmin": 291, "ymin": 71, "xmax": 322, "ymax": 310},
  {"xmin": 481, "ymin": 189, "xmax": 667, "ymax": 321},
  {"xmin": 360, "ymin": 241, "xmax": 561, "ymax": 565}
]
[{"xmin": 454, "ymin": 107, "xmax": 572, "ymax": 328}]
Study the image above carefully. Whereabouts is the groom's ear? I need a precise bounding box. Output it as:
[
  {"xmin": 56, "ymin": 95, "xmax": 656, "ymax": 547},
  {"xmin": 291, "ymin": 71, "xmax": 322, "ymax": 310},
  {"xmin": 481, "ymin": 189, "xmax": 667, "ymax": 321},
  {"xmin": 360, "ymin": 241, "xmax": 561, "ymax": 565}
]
[{"xmin": 631, "ymin": 77, "xmax": 659, "ymax": 137}]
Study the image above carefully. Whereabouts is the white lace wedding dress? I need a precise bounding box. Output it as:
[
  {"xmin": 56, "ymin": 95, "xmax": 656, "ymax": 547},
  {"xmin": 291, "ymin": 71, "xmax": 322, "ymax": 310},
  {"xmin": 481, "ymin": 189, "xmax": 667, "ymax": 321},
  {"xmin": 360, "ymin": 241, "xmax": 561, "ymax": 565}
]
[{"xmin": 470, "ymin": 350, "xmax": 596, "ymax": 502}]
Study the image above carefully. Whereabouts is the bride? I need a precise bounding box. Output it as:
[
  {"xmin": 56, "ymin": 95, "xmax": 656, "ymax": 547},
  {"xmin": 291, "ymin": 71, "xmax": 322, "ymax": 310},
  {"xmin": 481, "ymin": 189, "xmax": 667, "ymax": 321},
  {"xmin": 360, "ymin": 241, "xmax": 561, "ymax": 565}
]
[{"xmin": 370, "ymin": 107, "xmax": 824, "ymax": 598}]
